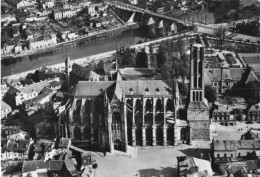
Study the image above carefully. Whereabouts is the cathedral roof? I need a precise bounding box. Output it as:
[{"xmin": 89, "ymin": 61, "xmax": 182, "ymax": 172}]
[
  {"xmin": 72, "ymin": 80, "xmax": 174, "ymax": 98},
  {"xmin": 72, "ymin": 81, "xmax": 115, "ymax": 97},
  {"xmin": 117, "ymin": 80, "xmax": 172, "ymax": 96}
]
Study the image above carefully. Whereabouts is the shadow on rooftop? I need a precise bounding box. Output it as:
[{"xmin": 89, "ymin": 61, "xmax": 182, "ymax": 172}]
[{"xmin": 138, "ymin": 167, "xmax": 177, "ymax": 177}]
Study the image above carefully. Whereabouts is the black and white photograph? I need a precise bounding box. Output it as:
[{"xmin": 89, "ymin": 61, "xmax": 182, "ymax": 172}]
[{"xmin": 1, "ymin": 0, "xmax": 260, "ymax": 176}]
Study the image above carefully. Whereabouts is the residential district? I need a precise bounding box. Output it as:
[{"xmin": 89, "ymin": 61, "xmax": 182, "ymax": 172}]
[{"xmin": 1, "ymin": 0, "xmax": 260, "ymax": 177}]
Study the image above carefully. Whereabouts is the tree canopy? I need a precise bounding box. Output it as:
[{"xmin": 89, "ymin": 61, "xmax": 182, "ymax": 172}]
[{"xmin": 204, "ymin": 85, "xmax": 217, "ymax": 102}]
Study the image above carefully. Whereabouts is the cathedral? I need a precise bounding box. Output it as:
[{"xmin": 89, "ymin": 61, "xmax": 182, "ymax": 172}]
[{"xmin": 60, "ymin": 44, "xmax": 211, "ymax": 153}]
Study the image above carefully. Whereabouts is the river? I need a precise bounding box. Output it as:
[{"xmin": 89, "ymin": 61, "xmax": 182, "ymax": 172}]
[{"xmin": 1, "ymin": 28, "xmax": 144, "ymax": 77}]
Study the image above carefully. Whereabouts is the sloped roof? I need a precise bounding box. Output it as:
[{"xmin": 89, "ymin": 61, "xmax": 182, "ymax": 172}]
[
  {"xmin": 72, "ymin": 81, "xmax": 115, "ymax": 97},
  {"xmin": 71, "ymin": 63, "xmax": 100, "ymax": 79},
  {"xmin": 23, "ymin": 160, "xmax": 64, "ymax": 173},
  {"xmin": 246, "ymin": 71, "xmax": 260, "ymax": 84},
  {"xmin": 204, "ymin": 68, "xmax": 232, "ymax": 82},
  {"xmin": 72, "ymin": 80, "xmax": 174, "ymax": 97},
  {"xmin": 249, "ymin": 103, "xmax": 260, "ymax": 112},
  {"xmin": 214, "ymin": 140, "xmax": 238, "ymax": 151},
  {"xmin": 49, "ymin": 160, "xmax": 64, "ymax": 171},
  {"xmin": 178, "ymin": 156, "xmax": 213, "ymax": 176},
  {"xmin": 6, "ymin": 85, "xmax": 20, "ymax": 95},
  {"xmin": 19, "ymin": 81, "xmax": 50, "ymax": 94},
  {"xmin": 213, "ymin": 105, "xmax": 232, "ymax": 113},
  {"xmin": 1, "ymin": 100, "xmax": 11, "ymax": 110},
  {"xmin": 23, "ymin": 161, "xmax": 37, "ymax": 173},
  {"xmin": 214, "ymin": 140, "xmax": 260, "ymax": 151},
  {"xmin": 49, "ymin": 80, "xmax": 61, "ymax": 87},
  {"xmin": 241, "ymin": 130, "xmax": 259, "ymax": 140},
  {"xmin": 238, "ymin": 140, "xmax": 260, "ymax": 149},
  {"xmin": 117, "ymin": 80, "xmax": 172, "ymax": 96},
  {"xmin": 229, "ymin": 68, "xmax": 246, "ymax": 82}
]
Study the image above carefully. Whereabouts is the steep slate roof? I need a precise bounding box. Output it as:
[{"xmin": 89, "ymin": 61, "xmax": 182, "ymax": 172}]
[
  {"xmin": 72, "ymin": 80, "xmax": 173, "ymax": 97},
  {"xmin": 117, "ymin": 80, "xmax": 172, "ymax": 96},
  {"xmin": 72, "ymin": 81, "xmax": 115, "ymax": 97}
]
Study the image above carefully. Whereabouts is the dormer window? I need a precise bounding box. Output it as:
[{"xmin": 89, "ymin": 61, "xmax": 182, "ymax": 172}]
[
  {"xmin": 156, "ymin": 88, "xmax": 160, "ymax": 95},
  {"xmin": 145, "ymin": 88, "xmax": 149, "ymax": 95},
  {"xmin": 129, "ymin": 88, "xmax": 133, "ymax": 95}
]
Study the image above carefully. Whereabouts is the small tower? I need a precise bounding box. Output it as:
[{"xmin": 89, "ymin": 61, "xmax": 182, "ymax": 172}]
[{"xmin": 65, "ymin": 56, "xmax": 72, "ymax": 88}]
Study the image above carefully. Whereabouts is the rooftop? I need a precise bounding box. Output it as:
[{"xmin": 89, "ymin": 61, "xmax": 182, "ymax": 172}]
[
  {"xmin": 214, "ymin": 140, "xmax": 260, "ymax": 151},
  {"xmin": 72, "ymin": 80, "xmax": 174, "ymax": 97},
  {"xmin": 1, "ymin": 100, "xmax": 11, "ymax": 110},
  {"xmin": 19, "ymin": 80, "xmax": 50, "ymax": 94}
]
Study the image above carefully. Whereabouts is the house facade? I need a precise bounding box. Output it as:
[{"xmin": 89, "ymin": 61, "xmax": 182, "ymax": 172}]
[{"xmin": 29, "ymin": 34, "xmax": 57, "ymax": 50}]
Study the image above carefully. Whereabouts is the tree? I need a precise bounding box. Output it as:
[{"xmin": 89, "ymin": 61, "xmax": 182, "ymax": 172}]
[
  {"xmin": 157, "ymin": 45, "xmax": 169, "ymax": 67},
  {"xmin": 205, "ymin": 85, "xmax": 217, "ymax": 102},
  {"xmin": 214, "ymin": 26, "xmax": 227, "ymax": 51},
  {"xmin": 136, "ymin": 50, "xmax": 148, "ymax": 67},
  {"xmin": 160, "ymin": 64, "xmax": 172, "ymax": 80},
  {"xmin": 86, "ymin": 63, "xmax": 94, "ymax": 70},
  {"xmin": 244, "ymin": 81, "xmax": 260, "ymax": 105},
  {"xmin": 97, "ymin": 60, "xmax": 105, "ymax": 70},
  {"xmin": 178, "ymin": 82, "xmax": 189, "ymax": 97}
]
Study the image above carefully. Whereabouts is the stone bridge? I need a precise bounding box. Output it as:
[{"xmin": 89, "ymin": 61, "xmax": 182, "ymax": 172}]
[
  {"xmin": 107, "ymin": 1, "xmax": 195, "ymax": 33},
  {"xmin": 107, "ymin": 1, "xmax": 218, "ymax": 34}
]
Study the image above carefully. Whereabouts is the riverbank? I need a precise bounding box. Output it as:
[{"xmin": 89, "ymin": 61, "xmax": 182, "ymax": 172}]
[
  {"xmin": 2, "ymin": 31, "xmax": 196, "ymax": 81},
  {"xmin": 1, "ymin": 23, "xmax": 140, "ymax": 60}
]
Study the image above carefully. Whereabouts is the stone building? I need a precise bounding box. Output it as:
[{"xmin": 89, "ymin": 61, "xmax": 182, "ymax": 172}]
[{"xmin": 59, "ymin": 44, "xmax": 211, "ymax": 153}]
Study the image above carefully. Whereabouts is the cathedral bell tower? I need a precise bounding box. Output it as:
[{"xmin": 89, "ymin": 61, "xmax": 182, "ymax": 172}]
[{"xmin": 187, "ymin": 44, "xmax": 210, "ymax": 144}]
